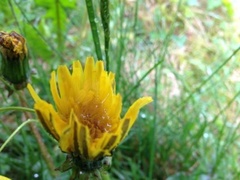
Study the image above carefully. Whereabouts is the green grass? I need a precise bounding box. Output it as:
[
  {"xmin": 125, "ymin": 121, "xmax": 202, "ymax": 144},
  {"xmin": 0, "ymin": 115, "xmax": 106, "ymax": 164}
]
[{"xmin": 1, "ymin": 0, "xmax": 240, "ymax": 179}]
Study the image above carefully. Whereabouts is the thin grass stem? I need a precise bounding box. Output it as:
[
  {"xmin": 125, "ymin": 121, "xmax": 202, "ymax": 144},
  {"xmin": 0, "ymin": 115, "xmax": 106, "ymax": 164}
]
[
  {"xmin": 100, "ymin": 0, "xmax": 110, "ymax": 71},
  {"xmin": 0, "ymin": 106, "xmax": 35, "ymax": 113},
  {"xmin": 0, "ymin": 119, "xmax": 38, "ymax": 152},
  {"xmin": 85, "ymin": 0, "xmax": 103, "ymax": 61}
]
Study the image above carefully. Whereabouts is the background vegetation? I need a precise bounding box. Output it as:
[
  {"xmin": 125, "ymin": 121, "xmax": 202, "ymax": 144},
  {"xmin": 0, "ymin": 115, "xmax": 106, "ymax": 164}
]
[{"xmin": 0, "ymin": 0, "xmax": 240, "ymax": 179}]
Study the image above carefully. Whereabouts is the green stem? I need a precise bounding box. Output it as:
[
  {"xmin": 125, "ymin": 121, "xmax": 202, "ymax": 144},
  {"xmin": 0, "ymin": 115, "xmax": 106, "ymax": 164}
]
[
  {"xmin": 0, "ymin": 106, "xmax": 35, "ymax": 113},
  {"xmin": 0, "ymin": 119, "xmax": 38, "ymax": 152},
  {"xmin": 100, "ymin": 0, "xmax": 110, "ymax": 71},
  {"xmin": 85, "ymin": 0, "xmax": 103, "ymax": 61}
]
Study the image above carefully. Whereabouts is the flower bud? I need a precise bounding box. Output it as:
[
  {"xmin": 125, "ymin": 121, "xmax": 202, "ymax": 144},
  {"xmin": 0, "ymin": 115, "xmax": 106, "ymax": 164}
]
[{"xmin": 0, "ymin": 31, "xmax": 29, "ymax": 90}]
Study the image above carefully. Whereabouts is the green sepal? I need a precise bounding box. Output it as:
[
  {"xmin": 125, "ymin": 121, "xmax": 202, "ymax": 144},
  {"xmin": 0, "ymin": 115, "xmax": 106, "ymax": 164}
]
[{"xmin": 0, "ymin": 53, "xmax": 29, "ymax": 89}]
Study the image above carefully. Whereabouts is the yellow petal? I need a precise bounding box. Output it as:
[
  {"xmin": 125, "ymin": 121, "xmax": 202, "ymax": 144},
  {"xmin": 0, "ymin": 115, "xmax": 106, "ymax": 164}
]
[
  {"xmin": 76, "ymin": 121, "xmax": 90, "ymax": 159},
  {"xmin": 27, "ymin": 84, "xmax": 41, "ymax": 102},
  {"xmin": 59, "ymin": 125, "xmax": 73, "ymax": 153},
  {"xmin": 84, "ymin": 57, "xmax": 94, "ymax": 90},
  {"xmin": 59, "ymin": 111, "xmax": 75, "ymax": 153},
  {"xmin": 120, "ymin": 97, "xmax": 153, "ymax": 141},
  {"xmin": 108, "ymin": 94, "xmax": 122, "ymax": 123},
  {"xmin": 98, "ymin": 72, "xmax": 114, "ymax": 108},
  {"xmin": 50, "ymin": 71, "xmax": 61, "ymax": 108},
  {"xmin": 51, "ymin": 67, "xmax": 71, "ymax": 120},
  {"xmin": 103, "ymin": 134, "xmax": 120, "ymax": 151},
  {"xmin": 95, "ymin": 61, "xmax": 104, "ymax": 81},
  {"xmin": 60, "ymin": 111, "xmax": 91, "ymax": 159},
  {"xmin": 57, "ymin": 65, "xmax": 72, "ymax": 99},
  {"xmin": 88, "ymin": 135, "xmax": 114, "ymax": 159},
  {"xmin": 34, "ymin": 101, "xmax": 67, "ymax": 140},
  {"xmin": 72, "ymin": 61, "xmax": 84, "ymax": 93},
  {"xmin": 0, "ymin": 175, "xmax": 11, "ymax": 180}
]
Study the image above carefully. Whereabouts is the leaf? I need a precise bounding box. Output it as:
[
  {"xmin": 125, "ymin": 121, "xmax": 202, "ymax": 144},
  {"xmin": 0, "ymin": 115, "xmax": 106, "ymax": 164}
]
[{"xmin": 23, "ymin": 24, "xmax": 53, "ymax": 60}]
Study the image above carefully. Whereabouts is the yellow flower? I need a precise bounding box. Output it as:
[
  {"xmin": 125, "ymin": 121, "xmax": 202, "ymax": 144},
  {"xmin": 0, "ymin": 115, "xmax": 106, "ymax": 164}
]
[
  {"xmin": 28, "ymin": 57, "xmax": 152, "ymax": 169},
  {"xmin": 0, "ymin": 175, "xmax": 11, "ymax": 180}
]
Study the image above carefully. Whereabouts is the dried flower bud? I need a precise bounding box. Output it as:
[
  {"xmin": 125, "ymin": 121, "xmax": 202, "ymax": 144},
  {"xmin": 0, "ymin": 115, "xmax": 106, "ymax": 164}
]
[{"xmin": 0, "ymin": 31, "xmax": 29, "ymax": 90}]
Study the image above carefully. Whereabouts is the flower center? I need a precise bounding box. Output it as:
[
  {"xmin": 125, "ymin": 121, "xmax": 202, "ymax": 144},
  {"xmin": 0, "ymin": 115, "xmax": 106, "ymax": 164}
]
[{"xmin": 77, "ymin": 97, "xmax": 112, "ymax": 139}]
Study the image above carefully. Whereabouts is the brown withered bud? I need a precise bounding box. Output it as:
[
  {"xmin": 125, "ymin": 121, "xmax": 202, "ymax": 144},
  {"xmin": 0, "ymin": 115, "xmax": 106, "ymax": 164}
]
[{"xmin": 0, "ymin": 31, "xmax": 29, "ymax": 90}]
